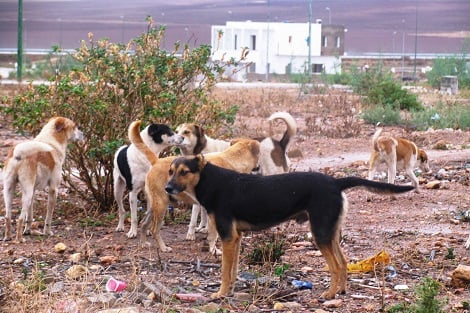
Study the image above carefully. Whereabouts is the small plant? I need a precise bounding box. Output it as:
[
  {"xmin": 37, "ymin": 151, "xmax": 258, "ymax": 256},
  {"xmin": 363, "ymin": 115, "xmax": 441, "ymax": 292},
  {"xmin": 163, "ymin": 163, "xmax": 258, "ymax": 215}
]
[
  {"xmin": 274, "ymin": 263, "xmax": 290, "ymax": 277},
  {"xmin": 387, "ymin": 276, "xmax": 447, "ymax": 313},
  {"xmin": 444, "ymin": 247, "xmax": 455, "ymax": 260},
  {"xmin": 248, "ymin": 234, "xmax": 286, "ymax": 265}
]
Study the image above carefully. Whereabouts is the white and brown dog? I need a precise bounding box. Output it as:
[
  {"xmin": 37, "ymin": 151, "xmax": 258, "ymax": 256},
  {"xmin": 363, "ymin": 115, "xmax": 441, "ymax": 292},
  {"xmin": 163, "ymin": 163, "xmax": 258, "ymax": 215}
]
[
  {"xmin": 113, "ymin": 123, "xmax": 183, "ymax": 238},
  {"xmin": 3, "ymin": 117, "xmax": 83, "ymax": 242},
  {"xmin": 368, "ymin": 128, "xmax": 430, "ymax": 191},
  {"xmin": 176, "ymin": 111, "xmax": 297, "ymax": 240}
]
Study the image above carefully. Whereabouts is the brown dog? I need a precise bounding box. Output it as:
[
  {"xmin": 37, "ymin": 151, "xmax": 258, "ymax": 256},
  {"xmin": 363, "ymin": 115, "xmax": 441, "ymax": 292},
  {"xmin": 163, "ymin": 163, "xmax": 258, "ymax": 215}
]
[
  {"xmin": 128, "ymin": 120, "xmax": 260, "ymax": 253},
  {"xmin": 165, "ymin": 155, "xmax": 414, "ymax": 299},
  {"xmin": 3, "ymin": 117, "xmax": 83, "ymax": 242},
  {"xmin": 368, "ymin": 128, "xmax": 430, "ymax": 191}
]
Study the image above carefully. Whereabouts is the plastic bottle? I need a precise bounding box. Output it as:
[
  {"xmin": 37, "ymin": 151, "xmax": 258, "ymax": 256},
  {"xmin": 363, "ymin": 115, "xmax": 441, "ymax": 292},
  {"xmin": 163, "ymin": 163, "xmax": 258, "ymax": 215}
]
[{"xmin": 291, "ymin": 279, "xmax": 313, "ymax": 289}]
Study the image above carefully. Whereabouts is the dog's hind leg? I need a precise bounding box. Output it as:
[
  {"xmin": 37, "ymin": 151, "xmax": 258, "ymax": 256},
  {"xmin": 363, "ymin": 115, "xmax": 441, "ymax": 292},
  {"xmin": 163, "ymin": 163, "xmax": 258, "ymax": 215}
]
[
  {"xmin": 16, "ymin": 184, "xmax": 35, "ymax": 242},
  {"xmin": 332, "ymin": 233, "xmax": 347, "ymax": 294},
  {"xmin": 2, "ymin": 176, "xmax": 15, "ymax": 241},
  {"xmin": 127, "ymin": 188, "xmax": 140, "ymax": 238},
  {"xmin": 114, "ymin": 177, "xmax": 127, "ymax": 233},
  {"xmin": 43, "ymin": 185, "xmax": 58, "ymax": 236},
  {"xmin": 317, "ymin": 242, "xmax": 341, "ymax": 299}
]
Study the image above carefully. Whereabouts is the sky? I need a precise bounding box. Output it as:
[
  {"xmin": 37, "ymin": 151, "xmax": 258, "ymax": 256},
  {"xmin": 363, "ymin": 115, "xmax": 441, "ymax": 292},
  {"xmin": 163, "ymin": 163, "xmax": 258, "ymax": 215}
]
[{"xmin": 0, "ymin": 0, "xmax": 469, "ymax": 54}]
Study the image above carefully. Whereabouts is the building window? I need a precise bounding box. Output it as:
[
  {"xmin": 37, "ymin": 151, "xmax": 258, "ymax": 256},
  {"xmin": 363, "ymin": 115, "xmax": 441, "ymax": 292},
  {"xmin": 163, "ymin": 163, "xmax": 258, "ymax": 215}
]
[
  {"xmin": 336, "ymin": 36, "xmax": 341, "ymax": 48},
  {"xmin": 251, "ymin": 35, "xmax": 256, "ymax": 50},
  {"xmin": 234, "ymin": 34, "xmax": 238, "ymax": 50},
  {"xmin": 313, "ymin": 64, "xmax": 324, "ymax": 73},
  {"xmin": 322, "ymin": 36, "xmax": 328, "ymax": 47}
]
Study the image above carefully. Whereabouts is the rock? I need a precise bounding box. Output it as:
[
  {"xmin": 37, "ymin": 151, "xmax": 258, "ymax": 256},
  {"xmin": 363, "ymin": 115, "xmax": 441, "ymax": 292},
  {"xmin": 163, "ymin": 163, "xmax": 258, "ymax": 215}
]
[
  {"xmin": 314, "ymin": 310, "xmax": 330, "ymax": 313},
  {"xmin": 322, "ymin": 299, "xmax": 343, "ymax": 308},
  {"xmin": 450, "ymin": 264, "xmax": 470, "ymax": 288},
  {"xmin": 87, "ymin": 293, "xmax": 116, "ymax": 306},
  {"xmin": 273, "ymin": 301, "xmax": 302, "ymax": 310},
  {"xmin": 97, "ymin": 308, "xmax": 139, "ymax": 313},
  {"xmin": 54, "ymin": 242, "xmax": 67, "ymax": 253},
  {"xmin": 200, "ymin": 302, "xmax": 222, "ymax": 312},
  {"xmin": 433, "ymin": 140, "xmax": 448, "ymax": 150},
  {"xmin": 66, "ymin": 265, "xmax": 88, "ymax": 279},
  {"xmin": 69, "ymin": 252, "xmax": 82, "ymax": 263},
  {"xmin": 139, "ymin": 281, "xmax": 173, "ymax": 302},
  {"xmin": 48, "ymin": 281, "xmax": 65, "ymax": 294},
  {"xmin": 99, "ymin": 255, "xmax": 118, "ymax": 265},
  {"xmin": 425, "ymin": 181, "xmax": 441, "ymax": 189}
]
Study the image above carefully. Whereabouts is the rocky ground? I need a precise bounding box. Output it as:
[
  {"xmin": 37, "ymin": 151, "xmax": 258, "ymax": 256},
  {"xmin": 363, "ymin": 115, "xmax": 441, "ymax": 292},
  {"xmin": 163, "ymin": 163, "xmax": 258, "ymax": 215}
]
[{"xmin": 0, "ymin": 87, "xmax": 469, "ymax": 313}]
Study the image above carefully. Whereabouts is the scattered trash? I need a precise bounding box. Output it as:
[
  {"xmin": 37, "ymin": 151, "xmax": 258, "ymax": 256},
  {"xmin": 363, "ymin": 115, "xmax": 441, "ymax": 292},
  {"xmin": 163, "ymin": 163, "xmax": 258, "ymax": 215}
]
[
  {"xmin": 291, "ymin": 279, "xmax": 313, "ymax": 289},
  {"xmin": 394, "ymin": 284, "xmax": 409, "ymax": 291},
  {"xmin": 174, "ymin": 293, "xmax": 208, "ymax": 302},
  {"xmin": 429, "ymin": 250, "xmax": 436, "ymax": 261},
  {"xmin": 106, "ymin": 277, "xmax": 127, "ymax": 292},
  {"xmin": 347, "ymin": 250, "xmax": 391, "ymax": 273},
  {"xmin": 385, "ymin": 265, "xmax": 397, "ymax": 279}
]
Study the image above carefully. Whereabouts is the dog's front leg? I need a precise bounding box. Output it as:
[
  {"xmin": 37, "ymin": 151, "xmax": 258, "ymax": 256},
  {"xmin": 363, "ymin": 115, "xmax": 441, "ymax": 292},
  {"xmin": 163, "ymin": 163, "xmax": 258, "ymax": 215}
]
[
  {"xmin": 43, "ymin": 187, "xmax": 57, "ymax": 236},
  {"xmin": 186, "ymin": 204, "xmax": 201, "ymax": 240},
  {"xmin": 207, "ymin": 216, "xmax": 221, "ymax": 256},
  {"xmin": 212, "ymin": 237, "xmax": 239, "ymax": 299}
]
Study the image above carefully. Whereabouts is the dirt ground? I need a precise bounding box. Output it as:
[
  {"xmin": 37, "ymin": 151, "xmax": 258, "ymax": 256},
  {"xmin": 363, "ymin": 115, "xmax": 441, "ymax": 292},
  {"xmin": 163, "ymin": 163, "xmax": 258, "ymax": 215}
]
[{"xmin": 0, "ymin": 86, "xmax": 469, "ymax": 312}]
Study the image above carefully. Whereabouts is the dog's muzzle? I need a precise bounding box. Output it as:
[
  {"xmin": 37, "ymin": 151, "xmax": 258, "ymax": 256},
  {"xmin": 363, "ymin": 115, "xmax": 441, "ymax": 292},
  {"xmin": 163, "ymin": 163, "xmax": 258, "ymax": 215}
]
[
  {"xmin": 172, "ymin": 134, "xmax": 185, "ymax": 145},
  {"xmin": 165, "ymin": 183, "xmax": 180, "ymax": 195}
]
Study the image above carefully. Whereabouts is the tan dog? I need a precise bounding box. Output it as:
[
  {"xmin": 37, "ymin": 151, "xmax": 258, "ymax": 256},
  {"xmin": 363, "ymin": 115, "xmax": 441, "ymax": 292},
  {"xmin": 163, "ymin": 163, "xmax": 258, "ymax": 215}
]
[
  {"xmin": 3, "ymin": 117, "xmax": 83, "ymax": 242},
  {"xmin": 128, "ymin": 120, "xmax": 260, "ymax": 253},
  {"xmin": 368, "ymin": 128, "xmax": 430, "ymax": 191},
  {"xmin": 176, "ymin": 112, "xmax": 297, "ymax": 240}
]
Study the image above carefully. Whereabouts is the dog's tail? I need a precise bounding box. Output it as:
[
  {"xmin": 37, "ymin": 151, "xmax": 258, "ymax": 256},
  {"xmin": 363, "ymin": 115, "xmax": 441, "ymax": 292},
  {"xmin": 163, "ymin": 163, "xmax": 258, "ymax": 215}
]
[
  {"xmin": 336, "ymin": 176, "xmax": 414, "ymax": 194},
  {"xmin": 371, "ymin": 127, "xmax": 383, "ymax": 152},
  {"xmin": 268, "ymin": 111, "xmax": 297, "ymax": 151},
  {"xmin": 128, "ymin": 120, "xmax": 158, "ymax": 165}
]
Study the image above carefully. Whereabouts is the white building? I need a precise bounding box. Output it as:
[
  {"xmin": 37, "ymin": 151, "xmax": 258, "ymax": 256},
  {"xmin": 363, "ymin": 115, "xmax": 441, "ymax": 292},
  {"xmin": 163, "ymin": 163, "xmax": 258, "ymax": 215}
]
[{"xmin": 211, "ymin": 20, "xmax": 345, "ymax": 81}]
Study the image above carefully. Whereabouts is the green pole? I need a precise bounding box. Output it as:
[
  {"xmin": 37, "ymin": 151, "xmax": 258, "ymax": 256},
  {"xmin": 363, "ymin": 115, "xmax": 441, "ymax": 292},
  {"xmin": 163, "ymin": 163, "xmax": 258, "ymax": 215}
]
[{"xmin": 17, "ymin": 0, "xmax": 23, "ymax": 82}]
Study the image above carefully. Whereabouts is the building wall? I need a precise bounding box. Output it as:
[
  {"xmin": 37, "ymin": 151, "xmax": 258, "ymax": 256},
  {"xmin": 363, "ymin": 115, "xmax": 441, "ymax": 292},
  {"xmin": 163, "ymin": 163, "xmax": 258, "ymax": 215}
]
[{"xmin": 211, "ymin": 20, "xmax": 344, "ymax": 79}]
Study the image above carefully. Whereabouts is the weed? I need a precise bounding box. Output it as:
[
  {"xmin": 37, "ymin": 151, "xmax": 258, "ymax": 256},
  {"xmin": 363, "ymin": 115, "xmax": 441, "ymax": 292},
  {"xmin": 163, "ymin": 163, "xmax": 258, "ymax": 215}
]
[
  {"xmin": 386, "ymin": 276, "xmax": 447, "ymax": 313},
  {"xmin": 444, "ymin": 247, "xmax": 455, "ymax": 260},
  {"xmin": 248, "ymin": 233, "xmax": 286, "ymax": 265},
  {"xmin": 362, "ymin": 104, "xmax": 403, "ymax": 126}
]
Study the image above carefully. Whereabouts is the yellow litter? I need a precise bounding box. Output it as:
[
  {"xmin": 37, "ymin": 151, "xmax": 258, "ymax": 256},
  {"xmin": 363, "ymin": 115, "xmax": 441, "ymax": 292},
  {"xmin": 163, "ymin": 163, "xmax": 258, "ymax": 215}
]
[{"xmin": 347, "ymin": 250, "xmax": 391, "ymax": 273}]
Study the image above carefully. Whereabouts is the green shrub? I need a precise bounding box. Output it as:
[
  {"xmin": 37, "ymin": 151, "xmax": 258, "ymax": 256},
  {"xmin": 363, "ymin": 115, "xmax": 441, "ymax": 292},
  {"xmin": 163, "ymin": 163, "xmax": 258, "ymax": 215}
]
[
  {"xmin": 387, "ymin": 277, "xmax": 446, "ymax": 313},
  {"xmin": 426, "ymin": 43, "xmax": 470, "ymax": 89},
  {"xmin": 367, "ymin": 79, "xmax": 422, "ymax": 111},
  {"xmin": 362, "ymin": 104, "xmax": 402, "ymax": 126},
  {"xmin": 1, "ymin": 17, "xmax": 242, "ymax": 211},
  {"xmin": 410, "ymin": 102, "xmax": 470, "ymax": 130}
]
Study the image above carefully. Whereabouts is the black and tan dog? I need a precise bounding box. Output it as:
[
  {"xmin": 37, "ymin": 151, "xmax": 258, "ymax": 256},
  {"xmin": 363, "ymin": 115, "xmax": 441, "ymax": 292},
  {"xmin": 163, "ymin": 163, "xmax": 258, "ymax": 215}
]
[{"xmin": 165, "ymin": 155, "xmax": 415, "ymax": 299}]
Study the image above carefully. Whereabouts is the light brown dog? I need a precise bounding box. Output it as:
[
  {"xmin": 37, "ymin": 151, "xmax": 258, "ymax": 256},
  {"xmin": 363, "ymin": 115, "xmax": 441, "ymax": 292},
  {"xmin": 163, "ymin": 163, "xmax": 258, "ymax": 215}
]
[
  {"xmin": 176, "ymin": 112, "xmax": 297, "ymax": 240},
  {"xmin": 128, "ymin": 120, "xmax": 260, "ymax": 253},
  {"xmin": 368, "ymin": 128, "xmax": 430, "ymax": 191},
  {"xmin": 3, "ymin": 117, "xmax": 83, "ymax": 242}
]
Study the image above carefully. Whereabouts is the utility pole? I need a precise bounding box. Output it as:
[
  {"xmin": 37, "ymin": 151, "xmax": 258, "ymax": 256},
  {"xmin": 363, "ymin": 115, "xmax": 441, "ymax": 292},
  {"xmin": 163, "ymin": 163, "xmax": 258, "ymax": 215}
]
[
  {"xmin": 17, "ymin": 0, "xmax": 23, "ymax": 82},
  {"xmin": 413, "ymin": 4, "xmax": 418, "ymax": 82},
  {"xmin": 265, "ymin": 0, "xmax": 270, "ymax": 81},
  {"xmin": 308, "ymin": 0, "xmax": 312, "ymax": 77}
]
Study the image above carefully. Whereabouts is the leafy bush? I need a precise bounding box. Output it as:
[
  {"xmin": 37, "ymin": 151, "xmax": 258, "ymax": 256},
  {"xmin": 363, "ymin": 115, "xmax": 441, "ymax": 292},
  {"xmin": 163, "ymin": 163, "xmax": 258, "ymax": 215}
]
[
  {"xmin": 367, "ymin": 79, "xmax": 422, "ymax": 111},
  {"xmin": 1, "ymin": 17, "xmax": 242, "ymax": 211},
  {"xmin": 426, "ymin": 44, "xmax": 470, "ymax": 89},
  {"xmin": 411, "ymin": 102, "xmax": 470, "ymax": 130},
  {"xmin": 361, "ymin": 104, "xmax": 402, "ymax": 126}
]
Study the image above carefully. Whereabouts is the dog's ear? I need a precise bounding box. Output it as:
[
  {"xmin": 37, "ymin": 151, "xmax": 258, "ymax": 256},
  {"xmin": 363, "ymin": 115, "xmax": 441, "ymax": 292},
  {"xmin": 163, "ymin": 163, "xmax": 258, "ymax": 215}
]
[
  {"xmin": 195, "ymin": 154, "xmax": 207, "ymax": 170},
  {"xmin": 418, "ymin": 149, "xmax": 428, "ymax": 162},
  {"xmin": 193, "ymin": 125, "xmax": 207, "ymax": 154}
]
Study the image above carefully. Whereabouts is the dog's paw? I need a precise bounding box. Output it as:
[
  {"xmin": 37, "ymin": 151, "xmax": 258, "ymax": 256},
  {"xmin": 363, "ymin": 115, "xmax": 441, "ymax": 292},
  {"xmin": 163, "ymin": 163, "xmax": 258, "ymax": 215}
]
[
  {"xmin": 160, "ymin": 246, "xmax": 173, "ymax": 253},
  {"xmin": 115, "ymin": 225, "xmax": 124, "ymax": 232},
  {"xmin": 319, "ymin": 290, "xmax": 336, "ymax": 300},
  {"xmin": 210, "ymin": 246, "xmax": 222, "ymax": 256},
  {"xmin": 196, "ymin": 227, "xmax": 209, "ymax": 234},
  {"xmin": 186, "ymin": 231, "xmax": 196, "ymax": 240},
  {"xmin": 210, "ymin": 292, "xmax": 225, "ymax": 299},
  {"xmin": 126, "ymin": 230, "xmax": 137, "ymax": 239}
]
